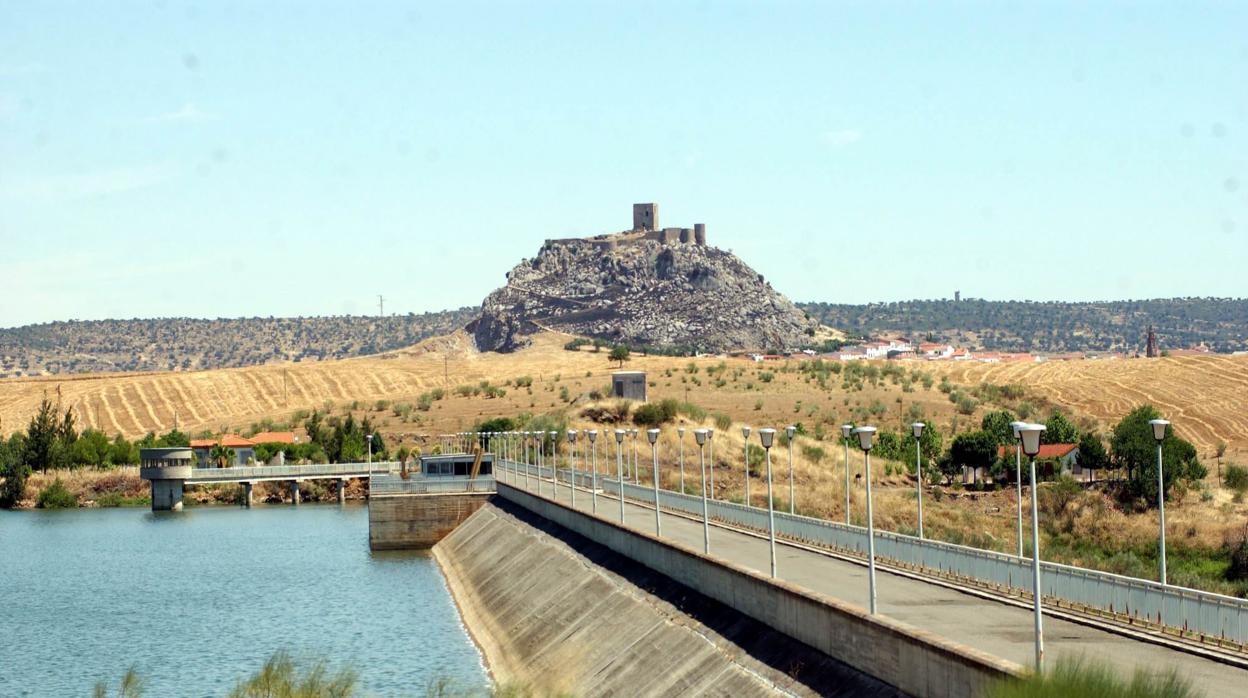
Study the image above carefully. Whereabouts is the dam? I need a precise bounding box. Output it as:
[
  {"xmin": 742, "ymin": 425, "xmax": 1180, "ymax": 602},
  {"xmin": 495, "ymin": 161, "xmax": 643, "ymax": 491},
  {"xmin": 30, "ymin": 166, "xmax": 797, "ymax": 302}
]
[{"xmin": 370, "ymin": 449, "xmax": 1248, "ymax": 696}]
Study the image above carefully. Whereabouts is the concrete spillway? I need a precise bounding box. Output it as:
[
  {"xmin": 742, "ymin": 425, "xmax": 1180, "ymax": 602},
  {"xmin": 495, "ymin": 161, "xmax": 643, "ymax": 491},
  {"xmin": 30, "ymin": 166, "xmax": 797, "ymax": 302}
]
[{"xmin": 434, "ymin": 499, "xmax": 901, "ymax": 697}]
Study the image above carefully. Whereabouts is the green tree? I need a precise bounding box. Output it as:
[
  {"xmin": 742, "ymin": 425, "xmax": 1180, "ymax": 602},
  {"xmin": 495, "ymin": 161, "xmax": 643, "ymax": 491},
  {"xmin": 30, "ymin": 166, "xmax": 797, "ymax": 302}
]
[
  {"xmin": 1043, "ymin": 412, "xmax": 1079, "ymax": 444},
  {"xmin": 71, "ymin": 429, "xmax": 113, "ymax": 468},
  {"xmin": 25, "ymin": 397, "xmax": 66, "ymax": 473},
  {"xmin": 949, "ymin": 431, "xmax": 998, "ymax": 483},
  {"xmin": 980, "ymin": 410, "xmax": 1017, "ymax": 446},
  {"xmin": 157, "ymin": 428, "xmax": 190, "ymax": 447},
  {"xmin": 609, "ymin": 344, "xmax": 631, "ymax": 368},
  {"xmin": 0, "ymin": 435, "xmax": 30, "ymax": 508},
  {"xmin": 1111, "ymin": 405, "xmax": 1202, "ymax": 503},
  {"xmin": 1076, "ymin": 432, "xmax": 1110, "ymax": 481},
  {"xmin": 209, "ymin": 444, "xmax": 236, "ymax": 468}
]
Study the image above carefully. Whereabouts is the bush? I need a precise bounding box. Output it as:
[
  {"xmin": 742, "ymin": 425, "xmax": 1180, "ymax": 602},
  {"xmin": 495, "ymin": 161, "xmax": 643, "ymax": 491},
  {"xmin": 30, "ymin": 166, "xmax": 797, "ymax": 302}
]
[
  {"xmin": 36, "ymin": 478, "xmax": 78, "ymax": 509},
  {"xmin": 713, "ymin": 413, "xmax": 732, "ymax": 431},
  {"xmin": 514, "ymin": 376, "xmax": 533, "ymax": 388},
  {"xmin": 1226, "ymin": 464, "xmax": 1248, "ymax": 494},
  {"xmin": 988, "ymin": 656, "xmax": 1196, "ymax": 698}
]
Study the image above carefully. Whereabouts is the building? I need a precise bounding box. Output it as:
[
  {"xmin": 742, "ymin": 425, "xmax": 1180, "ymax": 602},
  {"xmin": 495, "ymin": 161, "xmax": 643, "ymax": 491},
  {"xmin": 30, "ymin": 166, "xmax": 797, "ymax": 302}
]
[
  {"xmin": 612, "ymin": 370, "xmax": 647, "ymax": 402},
  {"xmin": 191, "ymin": 434, "xmax": 258, "ymax": 467},
  {"xmin": 996, "ymin": 443, "xmax": 1082, "ymax": 478},
  {"xmin": 190, "ymin": 431, "xmax": 297, "ymax": 467}
]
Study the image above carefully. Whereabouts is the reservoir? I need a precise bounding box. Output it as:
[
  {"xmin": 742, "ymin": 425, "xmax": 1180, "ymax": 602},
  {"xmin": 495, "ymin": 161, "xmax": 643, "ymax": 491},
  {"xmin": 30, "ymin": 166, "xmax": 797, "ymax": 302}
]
[{"xmin": 0, "ymin": 504, "xmax": 489, "ymax": 696}]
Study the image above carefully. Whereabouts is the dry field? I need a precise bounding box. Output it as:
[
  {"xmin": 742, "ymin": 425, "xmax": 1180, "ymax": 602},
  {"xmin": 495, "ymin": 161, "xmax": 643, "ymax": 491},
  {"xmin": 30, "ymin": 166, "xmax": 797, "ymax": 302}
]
[
  {"xmin": 3, "ymin": 332, "xmax": 1247, "ymax": 462},
  {"xmin": 929, "ymin": 354, "xmax": 1248, "ymax": 458}
]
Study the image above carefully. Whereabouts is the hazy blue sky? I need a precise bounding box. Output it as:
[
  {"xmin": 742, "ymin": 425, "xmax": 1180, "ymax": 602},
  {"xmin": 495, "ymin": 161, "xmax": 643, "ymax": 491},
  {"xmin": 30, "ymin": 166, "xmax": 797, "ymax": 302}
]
[{"xmin": 2, "ymin": 1, "xmax": 1245, "ymax": 326}]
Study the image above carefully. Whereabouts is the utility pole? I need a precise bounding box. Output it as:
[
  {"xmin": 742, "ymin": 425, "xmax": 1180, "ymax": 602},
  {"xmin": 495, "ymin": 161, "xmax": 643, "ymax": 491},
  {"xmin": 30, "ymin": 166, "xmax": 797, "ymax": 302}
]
[{"xmin": 377, "ymin": 294, "xmax": 385, "ymax": 318}]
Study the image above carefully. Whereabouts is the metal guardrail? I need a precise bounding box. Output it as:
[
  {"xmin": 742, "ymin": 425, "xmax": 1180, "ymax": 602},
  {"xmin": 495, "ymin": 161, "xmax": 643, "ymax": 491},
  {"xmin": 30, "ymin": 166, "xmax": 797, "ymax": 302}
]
[
  {"xmin": 494, "ymin": 459, "xmax": 1248, "ymax": 647},
  {"xmin": 188, "ymin": 462, "xmax": 395, "ymax": 482},
  {"xmin": 370, "ymin": 475, "xmax": 496, "ymax": 494}
]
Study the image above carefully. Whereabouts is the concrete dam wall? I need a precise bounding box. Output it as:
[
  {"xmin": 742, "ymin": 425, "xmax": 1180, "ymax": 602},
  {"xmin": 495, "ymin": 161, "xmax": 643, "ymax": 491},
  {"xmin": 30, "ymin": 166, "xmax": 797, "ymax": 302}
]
[{"xmin": 435, "ymin": 498, "xmax": 900, "ymax": 697}]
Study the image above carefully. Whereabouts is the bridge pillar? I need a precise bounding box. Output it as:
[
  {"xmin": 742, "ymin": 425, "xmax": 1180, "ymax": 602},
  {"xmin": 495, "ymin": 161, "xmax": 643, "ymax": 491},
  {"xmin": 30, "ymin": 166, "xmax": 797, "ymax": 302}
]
[
  {"xmin": 139, "ymin": 448, "xmax": 193, "ymax": 512},
  {"xmin": 337, "ymin": 478, "xmax": 347, "ymax": 504},
  {"xmin": 242, "ymin": 481, "xmax": 253, "ymax": 508},
  {"xmin": 291, "ymin": 480, "xmax": 301, "ymax": 506}
]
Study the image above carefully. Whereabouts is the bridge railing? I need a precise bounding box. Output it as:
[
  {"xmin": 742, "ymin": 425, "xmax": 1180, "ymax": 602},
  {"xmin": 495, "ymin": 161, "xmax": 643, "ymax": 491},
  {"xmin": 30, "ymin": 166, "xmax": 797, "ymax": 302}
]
[
  {"xmin": 493, "ymin": 458, "xmax": 1248, "ymax": 647},
  {"xmin": 189, "ymin": 462, "xmax": 396, "ymax": 481},
  {"xmin": 370, "ymin": 475, "xmax": 496, "ymax": 495}
]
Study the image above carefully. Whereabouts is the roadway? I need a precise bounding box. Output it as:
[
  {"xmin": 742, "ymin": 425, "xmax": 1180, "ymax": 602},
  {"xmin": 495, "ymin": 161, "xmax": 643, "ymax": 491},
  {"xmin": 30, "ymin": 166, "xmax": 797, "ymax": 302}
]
[{"xmin": 500, "ymin": 467, "xmax": 1248, "ymax": 696}]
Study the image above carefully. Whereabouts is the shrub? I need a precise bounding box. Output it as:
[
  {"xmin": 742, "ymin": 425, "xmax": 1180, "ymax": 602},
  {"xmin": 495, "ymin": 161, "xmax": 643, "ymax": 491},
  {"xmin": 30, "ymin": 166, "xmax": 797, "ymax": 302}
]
[
  {"xmin": 802, "ymin": 445, "xmax": 826, "ymax": 465},
  {"xmin": 1225, "ymin": 464, "xmax": 1248, "ymax": 494},
  {"xmin": 514, "ymin": 376, "xmax": 533, "ymax": 388},
  {"xmin": 988, "ymin": 656, "xmax": 1196, "ymax": 698},
  {"xmin": 37, "ymin": 478, "xmax": 78, "ymax": 509},
  {"xmin": 713, "ymin": 413, "xmax": 732, "ymax": 431}
]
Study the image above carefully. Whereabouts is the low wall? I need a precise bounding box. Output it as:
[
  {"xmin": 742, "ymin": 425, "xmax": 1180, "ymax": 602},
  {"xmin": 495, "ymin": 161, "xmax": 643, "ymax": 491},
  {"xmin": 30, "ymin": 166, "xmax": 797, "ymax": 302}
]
[
  {"xmin": 435, "ymin": 499, "xmax": 899, "ymax": 696},
  {"xmin": 497, "ymin": 482, "xmax": 1022, "ymax": 698},
  {"xmin": 368, "ymin": 492, "xmax": 493, "ymax": 550}
]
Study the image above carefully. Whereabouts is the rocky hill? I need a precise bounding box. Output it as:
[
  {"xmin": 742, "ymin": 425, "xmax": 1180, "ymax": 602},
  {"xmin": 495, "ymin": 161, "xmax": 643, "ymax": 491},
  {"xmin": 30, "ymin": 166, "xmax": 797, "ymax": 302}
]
[
  {"xmin": 470, "ymin": 236, "xmax": 817, "ymax": 353},
  {"xmin": 0, "ymin": 310, "xmax": 476, "ymax": 377}
]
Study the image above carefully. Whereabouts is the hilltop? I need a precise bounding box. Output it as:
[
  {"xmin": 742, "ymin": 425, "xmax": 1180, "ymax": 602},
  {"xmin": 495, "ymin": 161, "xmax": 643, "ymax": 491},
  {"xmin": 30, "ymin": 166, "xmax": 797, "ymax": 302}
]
[
  {"xmin": 0, "ymin": 310, "xmax": 476, "ymax": 377},
  {"xmin": 470, "ymin": 205, "xmax": 820, "ymax": 353}
]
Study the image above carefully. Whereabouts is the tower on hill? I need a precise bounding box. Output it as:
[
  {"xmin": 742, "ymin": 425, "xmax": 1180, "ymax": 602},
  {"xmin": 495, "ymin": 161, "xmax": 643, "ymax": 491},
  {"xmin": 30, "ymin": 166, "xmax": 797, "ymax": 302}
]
[
  {"xmin": 632, "ymin": 203, "xmax": 658, "ymax": 231},
  {"xmin": 1146, "ymin": 325, "xmax": 1159, "ymax": 357}
]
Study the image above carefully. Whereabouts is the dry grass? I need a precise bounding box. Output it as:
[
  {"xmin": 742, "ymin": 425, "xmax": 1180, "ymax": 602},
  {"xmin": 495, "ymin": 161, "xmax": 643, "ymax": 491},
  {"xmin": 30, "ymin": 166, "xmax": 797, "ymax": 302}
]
[{"xmin": 930, "ymin": 354, "xmax": 1248, "ymax": 458}]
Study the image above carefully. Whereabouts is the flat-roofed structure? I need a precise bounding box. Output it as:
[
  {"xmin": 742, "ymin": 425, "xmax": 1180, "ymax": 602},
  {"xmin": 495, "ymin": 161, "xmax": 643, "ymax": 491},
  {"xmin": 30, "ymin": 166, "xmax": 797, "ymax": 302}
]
[{"xmin": 612, "ymin": 370, "xmax": 647, "ymax": 402}]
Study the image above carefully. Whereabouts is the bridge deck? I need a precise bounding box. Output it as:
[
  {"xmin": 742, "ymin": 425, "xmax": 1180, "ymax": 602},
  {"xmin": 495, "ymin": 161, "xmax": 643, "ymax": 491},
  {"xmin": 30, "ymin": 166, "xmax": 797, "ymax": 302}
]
[
  {"xmin": 186, "ymin": 463, "xmax": 388, "ymax": 484},
  {"xmin": 501, "ymin": 465, "xmax": 1248, "ymax": 695}
]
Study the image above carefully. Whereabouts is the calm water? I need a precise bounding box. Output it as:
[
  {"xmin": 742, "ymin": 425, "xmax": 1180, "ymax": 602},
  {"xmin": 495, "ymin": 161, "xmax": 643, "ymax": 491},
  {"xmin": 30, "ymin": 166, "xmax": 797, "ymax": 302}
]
[{"xmin": 0, "ymin": 504, "xmax": 489, "ymax": 696}]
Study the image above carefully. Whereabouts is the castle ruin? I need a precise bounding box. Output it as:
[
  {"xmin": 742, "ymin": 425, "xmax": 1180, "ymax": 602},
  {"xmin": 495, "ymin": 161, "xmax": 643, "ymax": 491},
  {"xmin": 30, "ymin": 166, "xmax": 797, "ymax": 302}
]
[{"xmin": 546, "ymin": 203, "xmax": 706, "ymax": 250}]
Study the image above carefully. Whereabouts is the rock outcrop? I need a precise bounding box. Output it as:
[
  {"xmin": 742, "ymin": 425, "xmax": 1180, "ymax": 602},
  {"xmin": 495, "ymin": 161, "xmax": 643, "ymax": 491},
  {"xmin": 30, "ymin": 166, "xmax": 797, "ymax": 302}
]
[{"xmin": 470, "ymin": 237, "xmax": 816, "ymax": 353}]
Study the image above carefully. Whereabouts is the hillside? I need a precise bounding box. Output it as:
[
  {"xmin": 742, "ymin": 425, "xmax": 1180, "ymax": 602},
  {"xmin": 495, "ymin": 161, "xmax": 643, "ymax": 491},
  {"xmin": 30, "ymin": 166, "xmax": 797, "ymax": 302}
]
[
  {"xmin": 799, "ymin": 298, "xmax": 1248, "ymax": 354},
  {"xmin": 2, "ymin": 330, "xmax": 1246, "ymax": 461},
  {"xmin": 0, "ymin": 310, "xmax": 477, "ymax": 377},
  {"xmin": 471, "ymin": 230, "xmax": 819, "ymax": 354}
]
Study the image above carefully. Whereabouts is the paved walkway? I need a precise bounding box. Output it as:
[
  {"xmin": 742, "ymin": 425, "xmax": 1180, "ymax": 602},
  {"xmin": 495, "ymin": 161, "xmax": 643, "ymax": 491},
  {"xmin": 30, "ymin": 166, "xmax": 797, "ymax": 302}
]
[{"xmin": 500, "ymin": 467, "xmax": 1248, "ymax": 695}]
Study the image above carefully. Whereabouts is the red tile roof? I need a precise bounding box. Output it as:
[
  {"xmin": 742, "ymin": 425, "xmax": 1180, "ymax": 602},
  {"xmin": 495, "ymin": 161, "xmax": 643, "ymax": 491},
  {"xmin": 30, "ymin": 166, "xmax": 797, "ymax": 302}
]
[
  {"xmin": 191, "ymin": 434, "xmax": 256, "ymax": 449},
  {"xmin": 250, "ymin": 431, "xmax": 296, "ymax": 444},
  {"xmin": 998, "ymin": 443, "xmax": 1078, "ymax": 459}
]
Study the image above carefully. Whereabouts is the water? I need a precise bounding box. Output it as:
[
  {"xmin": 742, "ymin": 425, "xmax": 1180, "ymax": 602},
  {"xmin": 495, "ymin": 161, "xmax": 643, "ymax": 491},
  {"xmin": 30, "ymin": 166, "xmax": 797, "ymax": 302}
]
[{"xmin": 0, "ymin": 504, "xmax": 489, "ymax": 696}]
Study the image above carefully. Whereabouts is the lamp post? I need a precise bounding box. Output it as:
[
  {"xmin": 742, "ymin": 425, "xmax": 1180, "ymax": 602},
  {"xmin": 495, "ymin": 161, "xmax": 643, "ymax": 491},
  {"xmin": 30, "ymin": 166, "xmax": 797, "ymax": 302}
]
[
  {"xmin": 759, "ymin": 428, "xmax": 779, "ymax": 578},
  {"xmin": 695, "ymin": 428, "xmax": 710, "ymax": 553},
  {"xmin": 678, "ymin": 427, "xmax": 686, "ymax": 493},
  {"xmin": 549, "ymin": 430, "xmax": 558, "ymax": 495},
  {"xmin": 1151, "ymin": 418, "xmax": 1171, "ymax": 586},
  {"xmin": 1010, "ymin": 421, "xmax": 1025, "ymax": 558},
  {"xmin": 1020, "ymin": 422, "xmax": 1047, "ymax": 671},
  {"xmin": 366, "ymin": 434, "xmax": 373, "ymax": 465},
  {"xmin": 911, "ymin": 422, "xmax": 925, "ymax": 539},
  {"xmin": 707, "ymin": 427, "xmax": 716, "ymax": 499},
  {"xmin": 854, "ymin": 426, "xmax": 879, "ymax": 614},
  {"xmin": 523, "ymin": 432, "xmax": 531, "ymax": 489},
  {"xmin": 632, "ymin": 428, "xmax": 640, "ymax": 483},
  {"xmin": 841, "ymin": 424, "xmax": 853, "ymax": 525},
  {"xmin": 588, "ymin": 430, "xmax": 599, "ymax": 514},
  {"xmin": 614, "ymin": 429, "xmax": 626, "ymax": 524},
  {"xmin": 741, "ymin": 426, "xmax": 752, "ymax": 507},
  {"xmin": 786, "ymin": 425, "xmax": 796, "ymax": 514},
  {"xmin": 567, "ymin": 430, "xmax": 578, "ymax": 508},
  {"xmin": 648, "ymin": 428, "xmax": 661, "ymax": 536}
]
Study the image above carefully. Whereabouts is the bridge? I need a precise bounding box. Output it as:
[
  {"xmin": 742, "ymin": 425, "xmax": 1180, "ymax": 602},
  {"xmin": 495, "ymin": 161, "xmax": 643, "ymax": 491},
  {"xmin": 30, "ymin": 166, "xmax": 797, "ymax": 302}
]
[
  {"xmin": 139, "ymin": 447, "xmax": 390, "ymax": 510},
  {"xmin": 464, "ymin": 453, "xmax": 1248, "ymax": 697}
]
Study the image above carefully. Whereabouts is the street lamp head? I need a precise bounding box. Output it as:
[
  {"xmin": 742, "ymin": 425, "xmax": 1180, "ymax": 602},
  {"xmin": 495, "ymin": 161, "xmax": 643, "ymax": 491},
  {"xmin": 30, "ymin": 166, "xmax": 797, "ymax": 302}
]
[
  {"xmin": 911, "ymin": 422, "xmax": 925, "ymax": 440},
  {"xmin": 1020, "ymin": 423, "xmax": 1046, "ymax": 457},
  {"xmin": 614, "ymin": 429, "xmax": 626, "ymax": 443},
  {"xmin": 759, "ymin": 427, "xmax": 776, "ymax": 449},
  {"xmin": 549, "ymin": 431, "xmax": 557, "ymax": 439},
  {"xmin": 1010, "ymin": 421, "xmax": 1026, "ymax": 441},
  {"xmin": 677, "ymin": 427, "xmax": 686, "ymax": 436},
  {"xmin": 694, "ymin": 428, "xmax": 708, "ymax": 446},
  {"xmin": 587, "ymin": 429, "xmax": 598, "ymax": 442},
  {"xmin": 647, "ymin": 428, "xmax": 660, "ymax": 445},
  {"xmin": 854, "ymin": 426, "xmax": 877, "ymax": 452},
  {"xmin": 706, "ymin": 427, "xmax": 715, "ymax": 440},
  {"xmin": 567, "ymin": 429, "xmax": 577, "ymax": 443},
  {"xmin": 366, "ymin": 434, "xmax": 373, "ymax": 442},
  {"xmin": 1149, "ymin": 418, "xmax": 1170, "ymax": 443},
  {"xmin": 742, "ymin": 426, "xmax": 752, "ymax": 438},
  {"xmin": 840, "ymin": 424, "xmax": 853, "ymax": 440},
  {"xmin": 786, "ymin": 425, "xmax": 796, "ymax": 439}
]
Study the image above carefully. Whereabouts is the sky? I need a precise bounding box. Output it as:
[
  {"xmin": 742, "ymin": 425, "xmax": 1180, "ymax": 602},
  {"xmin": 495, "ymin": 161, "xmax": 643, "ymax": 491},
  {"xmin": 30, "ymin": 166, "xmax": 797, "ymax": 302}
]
[{"xmin": 1, "ymin": 1, "xmax": 1245, "ymax": 327}]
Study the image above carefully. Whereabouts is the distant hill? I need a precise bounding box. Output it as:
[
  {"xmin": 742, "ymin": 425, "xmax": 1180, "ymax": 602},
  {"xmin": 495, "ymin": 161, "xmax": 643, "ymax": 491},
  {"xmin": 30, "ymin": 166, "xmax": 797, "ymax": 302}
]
[
  {"xmin": 0, "ymin": 310, "xmax": 477, "ymax": 377},
  {"xmin": 797, "ymin": 298, "xmax": 1248, "ymax": 354}
]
